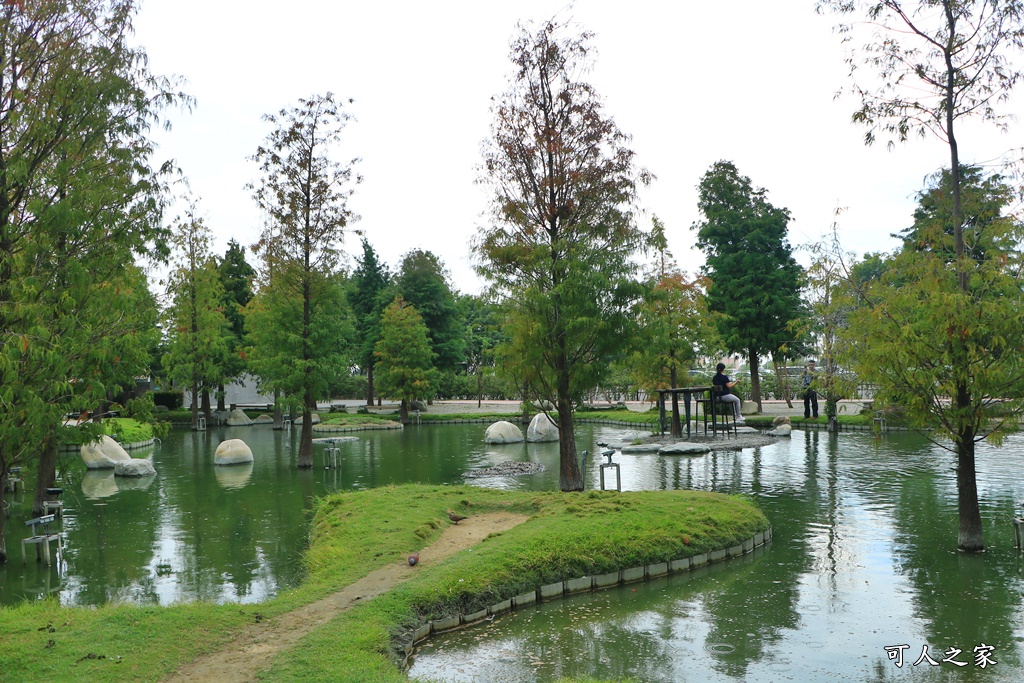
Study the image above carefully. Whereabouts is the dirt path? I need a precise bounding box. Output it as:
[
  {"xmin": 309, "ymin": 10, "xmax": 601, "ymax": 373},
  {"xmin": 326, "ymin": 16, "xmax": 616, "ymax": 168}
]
[{"xmin": 165, "ymin": 512, "xmax": 529, "ymax": 683}]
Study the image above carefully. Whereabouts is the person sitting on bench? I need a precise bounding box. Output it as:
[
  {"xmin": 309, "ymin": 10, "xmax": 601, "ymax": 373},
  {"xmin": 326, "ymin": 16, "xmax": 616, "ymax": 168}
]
[{"xmin": 712, "ymin": 362, "xmax": 744, "ymax": 424}]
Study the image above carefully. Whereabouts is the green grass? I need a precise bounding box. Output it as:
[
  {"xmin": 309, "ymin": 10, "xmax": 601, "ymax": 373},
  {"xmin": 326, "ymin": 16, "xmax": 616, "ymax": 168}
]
[
  {"xmin": 318, "ymin": 414, "xmax": 403, "ymax": 427},
  {"xmin": 1, "ymin": 485, "xmax": 768, "ymax": 683}
]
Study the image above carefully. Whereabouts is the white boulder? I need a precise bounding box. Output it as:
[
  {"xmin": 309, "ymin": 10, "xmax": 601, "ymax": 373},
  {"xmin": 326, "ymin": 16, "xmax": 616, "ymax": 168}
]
[
  {"xmin": 215, "ymin": 438, "xmax": 254, "ymax": 465},
  {"xmin": 484, "ymin": 421, "xmax": 525, "ymax": 444},
  {"xmin": 294, "ymin": 413, "xmax": 321, "ymax": 425},
  {"xmin": 226, "ymin": 408, "xmax": 253, "ymax": 426},
  {"xmin": 768, "ymin": 424, "xmax": 793, "ymax": 437},
  {"xmin": 81, "ymin": 435, "xmax": 132, "ymax": 470},
  {"xmin": 114, "ymin": 458, "xmax": 157, "ymax": 477},
  {"xmin": 526, "ymin": 413, "xmax": 559, "ymax": 442},
  {"xmin": 253, "ymin": 414, "xmax": 274, "ymax": 424}
]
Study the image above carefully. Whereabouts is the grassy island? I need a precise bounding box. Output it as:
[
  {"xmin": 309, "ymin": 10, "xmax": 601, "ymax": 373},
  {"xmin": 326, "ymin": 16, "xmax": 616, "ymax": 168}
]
[{"xmin": 1, "ymin": 485, "xmax": 768, "ymax": 683}]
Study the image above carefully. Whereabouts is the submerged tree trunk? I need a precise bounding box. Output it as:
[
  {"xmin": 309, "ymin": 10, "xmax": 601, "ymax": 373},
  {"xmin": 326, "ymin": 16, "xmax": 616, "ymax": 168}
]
[
  {"xmin": 272, "ymin": 389, "xmax": 283, "ymax": 430},
  {"xmin": 0, "ymin": 478, "xmax": 7, "ymax": 563},
  {"xmin": 297, "ymin": 389, "xmax": 314, "ymax": 468},
  {"xmin": 399, "ymin": 399, "xmax": 409, "ymax": 425},
  {"xmin": 32, "ymin": 436, "xmax": 58, "ymax": 516},
  {"xmin": 216, "ymin": 384, "xmax": 226, "ymax": 412}
]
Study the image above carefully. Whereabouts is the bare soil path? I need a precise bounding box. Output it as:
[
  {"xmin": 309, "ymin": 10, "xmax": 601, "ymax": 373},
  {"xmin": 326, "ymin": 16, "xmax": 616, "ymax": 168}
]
[{"xmin": 165, "ymin": 512, "xmax": 529, "ymax": 683}]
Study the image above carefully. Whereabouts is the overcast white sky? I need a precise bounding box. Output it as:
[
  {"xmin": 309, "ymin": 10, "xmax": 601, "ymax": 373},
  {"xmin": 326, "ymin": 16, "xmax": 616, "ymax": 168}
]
[{"xmin": 133, "ymin": 0, "xmax": 1022, "ymax": 295}]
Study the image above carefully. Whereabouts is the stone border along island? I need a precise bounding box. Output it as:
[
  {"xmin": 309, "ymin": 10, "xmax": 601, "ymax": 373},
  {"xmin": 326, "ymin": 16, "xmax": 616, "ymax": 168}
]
[{"xmin": 398, "ymin": 526, "xmax": 773, "ymax": 671}]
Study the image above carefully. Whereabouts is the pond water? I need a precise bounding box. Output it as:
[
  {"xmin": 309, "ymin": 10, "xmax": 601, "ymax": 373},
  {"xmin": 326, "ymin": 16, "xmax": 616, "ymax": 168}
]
[
  {"xmin": 1, "ymin": 421, "xmax": 628, "ymax": 606},
  {"xmin": 408, "ymin": 429, "xmax": 1024, "ymax": 682},
  {"xmin": 4, "ymin": 423, "xmax": 1024, "ymax": 681}
]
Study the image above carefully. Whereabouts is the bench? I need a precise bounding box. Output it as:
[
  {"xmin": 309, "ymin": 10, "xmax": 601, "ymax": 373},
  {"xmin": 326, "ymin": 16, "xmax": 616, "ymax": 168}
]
[{"xmin": 22, "ymin": 514, "xmax": 63, "ymax": 565}]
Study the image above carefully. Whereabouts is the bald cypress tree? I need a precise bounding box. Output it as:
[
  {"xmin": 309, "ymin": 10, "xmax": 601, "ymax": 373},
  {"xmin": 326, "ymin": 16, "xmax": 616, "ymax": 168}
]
[{"xmin": 693, "ymin": 161, "xmax": 806, "ymax": 411}]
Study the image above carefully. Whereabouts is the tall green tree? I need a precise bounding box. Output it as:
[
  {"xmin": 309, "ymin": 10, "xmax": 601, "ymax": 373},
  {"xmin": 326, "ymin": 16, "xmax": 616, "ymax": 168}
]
[
  {"xmin": 845, "ymin": 170, "xmax": 1024, "ymax": 551},
  {"xmin": 394, "ymin": 249, "xmax": 464, "ymax": 374},
  {"xmin": 162, "ymin": 203, "xmax": 230, "ymax": 430},
  {"xmin": 374, "ymin": 296, "xmax": 436, "ymax": 424},
  {"xmin": 476, "ymin": 20, "xmax": 651, "ymax": 491},
  {"xmin": 0, "ymin": 0, "xmax": 182, "ymax": 560},
  {"xmin": 348, "ymin": 238, "xmax": 391, "ymax": 406},
  {"xmin": 248, "ymin": 93, "xmax": 359, "ymax": 467},
  {"xmin": 692, "ymin": 161, "xmax": 807, "ymax": 412},
  {"xmin": 818, "ymin": 0, "xmax": 1024, "ymax": 551},
  {"xmin": 215, "ymin": 239, "xmax": 256, "ymax": 409}
]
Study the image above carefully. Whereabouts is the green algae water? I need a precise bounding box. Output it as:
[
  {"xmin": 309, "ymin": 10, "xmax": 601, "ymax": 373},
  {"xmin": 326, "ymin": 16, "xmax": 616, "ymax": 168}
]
[
  {"xmin": 5, "ymin": 423, "xmax": 1024, "ymax": 681},
  {"xmin": 2, "ymin": 421, "xmax": 616, "ymax": 605},
  {"xmin": 408, "ymin": 429, "xmax": 1024, "ymax": 682}
]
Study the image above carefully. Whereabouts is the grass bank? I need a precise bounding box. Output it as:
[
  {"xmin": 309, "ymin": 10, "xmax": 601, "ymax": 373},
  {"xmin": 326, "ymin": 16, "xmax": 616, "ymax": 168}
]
[{"xmin": 1, "ymin": 485, "xmax": 767, "ymax": 683}]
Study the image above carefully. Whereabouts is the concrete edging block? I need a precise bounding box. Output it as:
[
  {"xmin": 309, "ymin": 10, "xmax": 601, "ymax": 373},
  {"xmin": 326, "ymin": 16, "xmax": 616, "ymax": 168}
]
[
  {"xmin": 431, "ymin": 615, "xmax": 460, "ymax": 633},
  {"xmin": 742, "ymin": 538, "xmax": 754, "ymax": 553},
  {"xmin": 513, "ymin": 591, "xmax": 537, "ymax": 608},
  {"xmin": 565, "ymin": 576, "xmax": 593, "ymax": 594},
  {"xmin": 691, "ymin": 553, "xmax": 709, "ymax": 568},
  {"xmin": 463, "ymin": 609, "xmax": 488, "ymax": 625},
  {"xmin": 646, "ymin": 562, "xmax": 668, "ymax": 578},
  {"xmin": 709, "ymin": 548, "xmax": 727, "ymax": 562},
  {"xmin": 754, "ymin": 531, "xmax": 765, "ymax": 546},
  {"xmin": 621, "ymin": 566, "xmax": 645, "ymax": 584},
  {"xmin": 489, "ymin": 599, "xmax": 512, "ymax": 616},
  {"xmin": 540, "ymin": 582, "xmax": 565, "ymax": 600},
  {"xmin": 413, "ymin": 623, "xmax": 431, "ymax": 644},
  {"xmin": 727, "ymin": 544, "xmax": 744, "ymax": 558},
  {"xmin": 669, "ymin": 557, "xmax": 691, "ymax": 573}
]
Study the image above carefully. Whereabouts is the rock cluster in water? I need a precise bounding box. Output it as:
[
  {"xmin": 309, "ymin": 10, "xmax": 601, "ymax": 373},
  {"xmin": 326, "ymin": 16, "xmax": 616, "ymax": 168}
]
[{"xmin": 462, "ymin": 461, "xmax": 546, "ymax": 478}]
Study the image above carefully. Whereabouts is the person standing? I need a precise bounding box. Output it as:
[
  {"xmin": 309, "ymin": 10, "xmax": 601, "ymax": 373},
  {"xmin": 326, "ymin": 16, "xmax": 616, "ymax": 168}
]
[
  {"xmin": 802, "ymin": 360, "xmax": 819, "ymax": 419},
  {"xmin": 712, "ymin": 362, "xmax": 744, "ymax": 423}
]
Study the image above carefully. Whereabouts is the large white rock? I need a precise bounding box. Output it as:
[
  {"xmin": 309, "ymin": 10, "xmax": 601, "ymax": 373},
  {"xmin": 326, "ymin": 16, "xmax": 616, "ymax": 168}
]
[
  {"xmin": 768, "ymin": 424, "xmax": 793, "ymax": 437},
  {"xmin": 293, "ymin": 413, "xmax": 321, "ymax": 425},
  {"xmin": 81, "ymin": 435, "xmax": 132, "ymax": 469},
  {"xmin": 658, "ymin": 442, "xmax": 711, "ymax": 455},
  {"xmin": 253, "ymin": 414, "xmax": 274, "ymax": 424},
  {"xmin": 485, "ymin": 421, "xmax": 525, "ymax": 444},
  {"xmin": 215, "ymin": 438, "xmax": 254, "ymax": 465},
  {"xmin": 226, "ymin": 408, "xmax": 253, "ymax": 426},
  {"xmin": 114, "ymin": 458, "xmax": 157, "ymax": 477},
  {"xmin": 526, "ymin": 413, "xmax": 559, "ymax": 442}
]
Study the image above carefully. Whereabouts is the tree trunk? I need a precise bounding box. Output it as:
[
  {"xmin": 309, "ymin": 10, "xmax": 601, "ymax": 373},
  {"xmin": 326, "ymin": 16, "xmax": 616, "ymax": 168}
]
[
  {"xmin": 477, "ymin": 370, "xmax": 483, "ymax": 408},
  {"xmin": 956, "ymin": 423, "xmax": 984, "ymax": 551},
  {"xmin": 556, "ymin": 348, "xmax": 582, "ymax": 491},
  {"xmin": 366, "ymin": 363, "xmax": 375, "ymax": 407},
  {"xmin": 190, "ymin": 383, "xmax": 200, "ymax": 431},
  {"xmin": 32, "ymin": 436, "xmax": 57, "ymax": 516},
  {"xmin": 272, "ymin": 389, "xmax": 283, "ymax": 430},
  {"xmin": 748, "ymin": 351, "xmax": 761, "ymax": 413},
  {"xmin": 399, "ymin": 399, "xmax": 409, "ymax": 425},
  {"xmin": 216, "ymin": 384, "xmax": 226, "ymax": 412},
  {"xmin": 669, "ymin": 366, "xmax": 681, "ymax": 437},
  {"xmin": 296, "ymin": 391, "xmax": 314, "ymax": 468},
  {"xmin": 201, "ymin": 388, "xmax": 212, "ymax": 426}
]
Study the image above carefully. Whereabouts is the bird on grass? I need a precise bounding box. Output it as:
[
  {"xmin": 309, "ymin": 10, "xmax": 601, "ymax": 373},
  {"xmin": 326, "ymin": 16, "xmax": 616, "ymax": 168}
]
[
  {"xmin": 408, "ymin": 553, "xmax": 419, "ymax": 566},
  {"xmin": 447, "ymin": 510, "xmax": 468, "ymax": 525}
]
